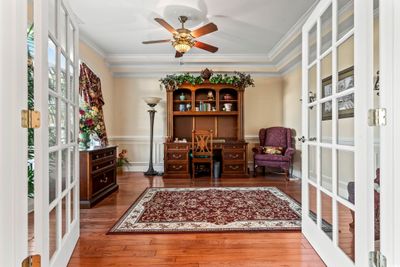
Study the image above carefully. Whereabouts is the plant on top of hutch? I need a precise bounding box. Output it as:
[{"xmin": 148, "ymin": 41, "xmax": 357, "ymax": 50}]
[{"xmin": 159, "ymin": 70, "xmax": 255, "ymax": 90}]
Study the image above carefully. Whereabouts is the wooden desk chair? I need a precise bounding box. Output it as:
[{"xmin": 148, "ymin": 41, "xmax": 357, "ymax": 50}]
[{"xmin": 191, "ymin": 130, "xmax": 213, "ymax": 179}]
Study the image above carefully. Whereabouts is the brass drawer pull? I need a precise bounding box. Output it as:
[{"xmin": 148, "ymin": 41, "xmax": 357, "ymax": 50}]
[
  {"xmin": 229, "ymin": 165, "xmax": 240, "ymax": 170},
  {"xmin": 172, "ymin": 165, "xmax": 183, "ymax": 170},
  {"xmin": 100, "ymin": 176, "xmax": 108, "ymax": 183},
  {"xmin": 229, "ymin": 154, "xmax": 240, "ymax": 159},
  {"xmin": 172, "ymin": 154, "xmax": 182, "ymax": 159}
]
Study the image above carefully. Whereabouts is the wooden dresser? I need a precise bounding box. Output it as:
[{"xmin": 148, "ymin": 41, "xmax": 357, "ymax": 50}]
[
  {"xmin": 163, "ymin": 81, "xmax": 248, "ymax": 178},
  {"xmin": 79, "ymin": 146, "xmax": 119, "ymax": 208}
]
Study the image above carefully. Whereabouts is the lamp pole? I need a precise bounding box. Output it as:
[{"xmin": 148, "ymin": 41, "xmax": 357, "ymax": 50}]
[{"xmin": 143, "ymin": 97, "xmax": 162, "ymax": 176}]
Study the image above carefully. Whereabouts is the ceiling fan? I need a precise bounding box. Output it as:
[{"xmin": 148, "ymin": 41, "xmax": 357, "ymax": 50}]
[{"xmin": 142, "ymin": 16, "xmax": 219, "ymax": 58}]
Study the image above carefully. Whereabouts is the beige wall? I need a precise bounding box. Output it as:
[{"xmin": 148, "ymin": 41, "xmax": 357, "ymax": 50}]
[
  {"xmin": 282, "ymin": 66, "xmax": 302, "ymax": 176},
  {"xmin": 79, "ymin": 41, "xmax": 115, "ymax": 136}
]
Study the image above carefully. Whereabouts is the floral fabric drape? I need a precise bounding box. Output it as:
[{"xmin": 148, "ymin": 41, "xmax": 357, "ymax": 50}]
[{"xmin": 79, "ymin": 62, "xmax": 108, "ymax": 145}]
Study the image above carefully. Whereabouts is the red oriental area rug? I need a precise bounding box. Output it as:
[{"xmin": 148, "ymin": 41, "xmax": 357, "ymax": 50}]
[{"xmin": 109, "ymin": 187, "xmax": 301, "ymax": 234}]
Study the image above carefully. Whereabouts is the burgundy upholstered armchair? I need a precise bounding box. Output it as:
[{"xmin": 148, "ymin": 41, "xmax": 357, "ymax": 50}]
[{"xmin": 252, "ymin": 127, "xmax": 295, "ymax": 180}]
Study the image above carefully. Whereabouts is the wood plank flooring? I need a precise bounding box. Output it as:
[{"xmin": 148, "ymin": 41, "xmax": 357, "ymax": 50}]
[{"xmin": 68, "ymin": 173, "xmax": 327, "ymax": 267}]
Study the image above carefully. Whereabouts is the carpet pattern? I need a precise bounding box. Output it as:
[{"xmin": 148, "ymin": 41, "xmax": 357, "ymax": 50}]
[{"xmin": 109, "ymin": 187, "xmax": 301, "ymax": 233}]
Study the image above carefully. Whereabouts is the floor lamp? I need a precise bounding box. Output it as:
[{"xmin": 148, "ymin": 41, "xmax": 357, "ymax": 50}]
[{"xmin": 143, "ymin": 97, "xmax": 162, "ymax": 176}]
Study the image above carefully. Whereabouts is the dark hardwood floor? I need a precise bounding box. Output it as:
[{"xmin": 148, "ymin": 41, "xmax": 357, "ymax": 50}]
[{"xmin": 68, "ymin": 173, "xmax": 327, "ymax": 267}]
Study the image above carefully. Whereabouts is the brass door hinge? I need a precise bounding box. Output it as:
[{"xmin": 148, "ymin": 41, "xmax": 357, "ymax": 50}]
[
  {"xmin": 369, "ymin": 251, "xmax": 387, "ymax": 267},
  {"xmin": 368, "ymin": 108, "xmax": 387, "ymax": 126},
  {"xmin": 21, "ymin": 254, "xmax": 41, "ymax": 267},
  {"xmin": 21, "ymin": 109, "xmax": 41, "ymax": 129}
]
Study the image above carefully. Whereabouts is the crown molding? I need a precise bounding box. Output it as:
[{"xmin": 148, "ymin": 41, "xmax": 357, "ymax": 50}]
[
  {"xmin": 79, "ymin": 34, "xmax": 107, "ymax": 59},
  {"xmin": 268, "ymin": 0, "xmax": 319, "ymax": 62}
]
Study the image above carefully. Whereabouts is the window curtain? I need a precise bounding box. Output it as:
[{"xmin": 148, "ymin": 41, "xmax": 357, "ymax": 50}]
[{"xmin": 79, "ymin": 62, "xmax": 109, "ymax": 145}]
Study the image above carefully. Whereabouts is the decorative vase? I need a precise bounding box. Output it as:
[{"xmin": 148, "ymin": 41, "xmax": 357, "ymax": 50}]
[
  {"xmin": 79, "ymin": 132, "xmax": 91, "ymax": 149},
  {"xmin": 179, "ymin": 93, "xmax": 185, "ymax": 101},
  {"xmin": 201, "ymin": 68, "xmax": 213, "ymax": 80}
]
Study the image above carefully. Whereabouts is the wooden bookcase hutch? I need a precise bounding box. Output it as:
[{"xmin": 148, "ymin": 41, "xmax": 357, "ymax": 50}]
[{"xmin": 164, "ymin": 82, "xmax": 248, "ymax": 178}]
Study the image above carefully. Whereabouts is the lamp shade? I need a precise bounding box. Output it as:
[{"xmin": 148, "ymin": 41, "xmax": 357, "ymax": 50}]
[{"xmin": 143, "ymin": 97, "xmax": 162, "ymax": 107}]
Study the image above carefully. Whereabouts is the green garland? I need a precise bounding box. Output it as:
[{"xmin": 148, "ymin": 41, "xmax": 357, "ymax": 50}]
[{"xmin": 160, "ymin": 71, "xmax": 255, "ymax": 89}]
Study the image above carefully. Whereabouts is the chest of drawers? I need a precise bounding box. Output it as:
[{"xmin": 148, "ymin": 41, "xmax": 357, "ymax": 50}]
[{"xmin": 79, "ymin": 146, "xmax": 119, "ymax": 208}]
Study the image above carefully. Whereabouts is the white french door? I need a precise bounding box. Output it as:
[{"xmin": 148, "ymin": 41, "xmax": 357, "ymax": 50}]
[
  {"xmin": 35, "ymin": 0, "xmax": 80, "ymax": 266},
  {"xmin": 301, "ymin": 0, "xmax": 400, "ymax": 266},
  {"xmin": 1, "ymin": 0, "xmax": 80, "ymax": 266}
]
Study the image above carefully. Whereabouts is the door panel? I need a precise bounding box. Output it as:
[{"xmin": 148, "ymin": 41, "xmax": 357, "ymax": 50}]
[{"xmin": 301, "ymin": 0, "xmax": 374, "ymax": 266}]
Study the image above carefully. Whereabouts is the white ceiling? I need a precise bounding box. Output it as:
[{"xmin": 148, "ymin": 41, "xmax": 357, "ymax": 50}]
[{"xmin": 68, "ymin": 0, "xmax": 317, "ymax": 56}]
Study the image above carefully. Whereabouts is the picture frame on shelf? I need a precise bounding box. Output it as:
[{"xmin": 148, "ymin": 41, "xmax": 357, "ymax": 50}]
[{"xmin": 321, "ymin": 66, "xmax": 354, "ymax": 121}]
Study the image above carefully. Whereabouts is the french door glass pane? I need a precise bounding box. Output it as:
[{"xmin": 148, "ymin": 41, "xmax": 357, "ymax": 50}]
[
  {"xmin": 48, "ymin": 0, "xmax": 56, "ymax": 37},
  {"xmin": 48, "ymin": 96, "xmax": 58, "ymax": 146},
  {"xmin": 320, "ymin": 5, "xmax": 333, "ymax": 54},
  {"xmin": 321, "ymin": 147, "xmax": 332, "ymax": 192},
  {"xmin": 337, "ymin": 0, "xmax": 354, "ymax": 40},
  {"xmin": 337, "ymin": 36, "xmax": 354, "ymax": 86},
  {"xmin": 70, "ymin": 186, "xmax": 76, "ymax": 224},
  {"xmin": 308, "ymin": 146, "xmax": 317, "ymax": 183},
  {"xmin": 308, "ymin": 65, "xmax": 317, "ymax": 103},
  {"xmin": 49, "ymin": 207, "xmax": 57, "ymax": 260},
  {"xmin": 60, "ymin": 53, "xmax": 67, "ymax": 98},
  {"xmin": 69, "ymin": 105, "xmax": 75, "ymax": 143},
  {"xmin": 337, "ymin": 93, "xmax": 354, "ymax": 145},
  {"xmin": 69, "ymin": 65, "xmax": 74, "ymax": 101},
  {"xmin": 61, "ymin": 148, "xmax": 68, "ymax": 192},
  {"xmin": 321, "ymin": 101, "xmax": 332, "ymax": 143},
  {"xmin": 321, "ymin": 191, "xmax": 333, "ymax": 239},
  {"xmin": 60, "ymin": 101, "xmax": 68, "ymax": 144},
  {"xmin": 308, "ymin": 24, "xmax": 317, "ymax": 64},
  {"xmin": 308, "ymin": 106, "xmax": 317, "ymax": 141},
  {"xmin": 321, "ymin": 53, "xmax": 333, "ymax": 98},
  {"xmin": 337, "ymin": 150, "xmax": 354, "ymax": 201},
  {"xmin": 61, "ymin": 197, "xmax": 67, "ymax": 238},
  {"xmin": 49, "ymin": 151, "xmax": 58, "ymax": 204},
  {"xmin": 309, "ymin": 183, "xmax": 317, "ymax": 223},
  {"xmin": 68, "ymin": 21, "xmax": 74, "ymax": 61},
  {"xmin": 338, "ymin": 201, "xmax": 355, "ymax": 262},
  {"xmin": 70, "ymin": 147, "xmax": 75, "ymax": 184},
  {"xmin": 48, "ymin": 39, "xmax": 57, "ymax": 91},
  {"xmin": 60, "ymin": 6, "xmax": 67, "ymax": 51}
]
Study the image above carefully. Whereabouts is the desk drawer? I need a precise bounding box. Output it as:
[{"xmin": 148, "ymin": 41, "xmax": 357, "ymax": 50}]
[
  {"xmin": 223, "ymin": 144, "xmax": 246, "ymax": 150},
  {"xmin": 223, "ymin": 163, "xmax": 246, "ymax": 173},
  {"xmin": 166, "ymin": 151, "xmax": 188, "ymax": 161},
  {"xmin": 223, "ymin": 151, "xmax": 245, "ymax": 161},
  {"xmin": 92, "ymin": 168, "xmax": 115, "ymax": 196},
  {"xmin": 92, "ymin": 158, "xmax": 115, "ymax": 173},
  {"xmin": 165, "ymin": 143, "xmax": 189, "ymax": 150},
  {"xmin": 166, "ymin": 162, "xmax": 188, "ymax": 173},
  {"xmin": 91, "ymin": 148, "xmax": 115, "ymax": 161}
]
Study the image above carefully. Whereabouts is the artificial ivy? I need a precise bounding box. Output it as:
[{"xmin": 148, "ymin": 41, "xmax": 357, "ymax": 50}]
[{"xmin": 160, "ymin": 71, "xmax": 255, "ymax": 90}]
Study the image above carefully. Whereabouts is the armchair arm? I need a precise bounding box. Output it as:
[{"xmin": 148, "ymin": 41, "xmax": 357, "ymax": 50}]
[
  {"xmin": 252, "ymin": 146, "xmax": 263, "ymax": 154},
  {"xmin": 284, "ymin": 147, "xmax": 295, "ymax": 158}
]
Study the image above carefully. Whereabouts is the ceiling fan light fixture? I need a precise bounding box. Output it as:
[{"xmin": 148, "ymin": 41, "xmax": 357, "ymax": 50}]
[{"xmin": 173, "ymin": 39, "xmax": 194, "ymax": 53}]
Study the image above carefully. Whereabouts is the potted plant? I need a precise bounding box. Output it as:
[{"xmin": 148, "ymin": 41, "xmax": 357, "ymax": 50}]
[
  {"xmin": 117, "ymin": 149, "xmax": 130, "ymax": 175},
  {"xmin": 79, "ymin": 102, "xmax": 102, "ymax": 149}
]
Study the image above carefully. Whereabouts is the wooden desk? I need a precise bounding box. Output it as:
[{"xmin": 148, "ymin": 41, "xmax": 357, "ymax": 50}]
[{"xmin": 163, "ymin": 142, "xmax": 248, "ymax": 179}]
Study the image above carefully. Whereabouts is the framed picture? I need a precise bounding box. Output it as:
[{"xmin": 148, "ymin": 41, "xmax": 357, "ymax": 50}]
[{"xmin": 321, "ymin": 66, "xmax": 354, "ymax": 120}]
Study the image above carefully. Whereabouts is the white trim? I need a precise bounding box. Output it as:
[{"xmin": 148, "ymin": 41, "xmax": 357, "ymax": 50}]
[
  {"xmin": 268, "ymin": 0, "xmax": 319, "ymax": 61},
  {"xmin": 79, "ymin": 34, "xmax": 107, "ymax": 58},
  {"xmin": 380, "ymin": 0, "xmax": 400, "ymax": 265},
  {"xmin": 0, "ymin": 0, "xmax": 28, "ymax": 266}
]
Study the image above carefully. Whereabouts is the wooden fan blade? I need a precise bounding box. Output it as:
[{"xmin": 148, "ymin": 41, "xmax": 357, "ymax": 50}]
[
  {"xmin": 154, "ymin": 18, "xmax": 177, "ymax": 34},
  {"xmin": 194, "ymin": 41, "xmax": 218, "ymax": 53},
  {"xmin": 175, "ymin": 51, "xmax": 183, "ymax": 58},
  {"xmin": 142, "ymin": 39, "xmax": 171, "ymax": 44},
  {"xmin": 190, "ymin": 23, "xmax": 218, "ymax": 38}
]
